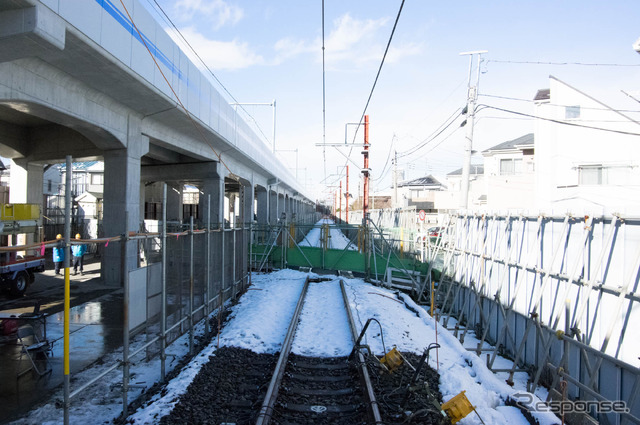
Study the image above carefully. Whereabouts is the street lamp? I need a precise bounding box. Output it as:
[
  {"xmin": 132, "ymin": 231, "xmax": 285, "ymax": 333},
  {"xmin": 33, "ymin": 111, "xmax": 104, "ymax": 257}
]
[{"xmin": 634, "ymin": 37, "xmax": 640, "ymax": 54}]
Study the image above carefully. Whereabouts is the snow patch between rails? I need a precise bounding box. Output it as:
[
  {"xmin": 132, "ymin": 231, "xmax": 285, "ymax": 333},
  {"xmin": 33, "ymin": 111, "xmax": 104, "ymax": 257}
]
[{"xmin": 299, "ymin": 218, "xmax": 357, "ymax": 250}]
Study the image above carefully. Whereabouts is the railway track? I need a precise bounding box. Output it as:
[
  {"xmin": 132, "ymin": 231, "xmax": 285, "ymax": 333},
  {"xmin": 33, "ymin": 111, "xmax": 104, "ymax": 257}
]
[{"xmin": 255, "ymin": 277, "xmax": 382, "ymax": 425}]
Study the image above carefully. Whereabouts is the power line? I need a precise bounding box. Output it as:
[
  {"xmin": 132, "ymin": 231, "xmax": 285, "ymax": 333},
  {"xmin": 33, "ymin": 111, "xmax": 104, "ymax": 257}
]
[
  {"xmin": 340, "ymin": 0, "xmax": 406, "ymax": 174},
  {"xmin": 480, "ymin": 93, "xmax": 640, "ymax": 114},
  {"xmin": 397, "ymin": 107, "xmax": 463, "ymax": 159},
  {"xmin": 150, "ymin": 0, "xmax": 271, "ymax": 145},
  {"xmin": 410, "ymin": 125, "xmax": 463, "ymax": 163},
  {"xmin": 479, "ymin": 104, "xmax": 640, "ymax": 136},
  {"xmin": 487, "ymin": 59, "xmax": 640, "ymax": 67},
  {"xmin": 351, "ymin": 0, "xmax": 406, "ymax": 145},
  {"xmin": 372, "ymin": 134, "xmax": 396, "ymax": 182},
  {"xmin": 119, "ymin": 0, "xmax": 232, "ymax": 173}
]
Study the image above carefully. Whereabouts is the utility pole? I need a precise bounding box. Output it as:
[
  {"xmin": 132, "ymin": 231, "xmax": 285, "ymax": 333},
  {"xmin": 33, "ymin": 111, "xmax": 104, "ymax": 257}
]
[
  {"xmin": 363, "ymin": 115, "xmax": 370, "ymax": 218},
  {"xmin": 345, "ymin": 165, "xmax": 349, "ymax": 224},
  {"xmin": 459, "ymin": 50, "xmax": 487, "ymax": 209},
  {"xmin": 362, "ymin": 115, "xmax": 370, "ymax": 280},
  {"xmin": 339, "ymin": 180, "xmax": 342, "ymax": 222},
  {"xmin": 393, "ymin": 150, "xmax": 398, "ymax": 208}
]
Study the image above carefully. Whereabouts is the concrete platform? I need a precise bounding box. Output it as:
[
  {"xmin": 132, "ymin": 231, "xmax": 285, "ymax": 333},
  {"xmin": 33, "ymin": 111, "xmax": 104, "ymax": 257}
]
[{"xmin": 0, "ymin": 260, "xmax": 124, "ymax": 423}]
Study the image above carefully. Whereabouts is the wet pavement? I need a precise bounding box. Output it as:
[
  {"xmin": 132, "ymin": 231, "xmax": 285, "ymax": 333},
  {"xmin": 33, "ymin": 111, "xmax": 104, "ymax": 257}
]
[{"xmin": 0, "ymin": 259, "xmax": 124, "ymax": 423}]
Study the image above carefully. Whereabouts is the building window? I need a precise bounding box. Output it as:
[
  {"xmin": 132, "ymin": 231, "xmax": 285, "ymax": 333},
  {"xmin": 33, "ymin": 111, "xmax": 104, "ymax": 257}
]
[
  {"xmin": 47, "ymin": 179, "xmax": 52, "ymax": 192},
  {"xmin": 91, "ymin": 173, "xmax": 104, "ymax": 185},
  {"xmin": 565, "ymin": 105, "xmax": 580, "ymax": 119},
  {"xmin": 579, "ymin": 165, "xmax": 605, "ymax": 185},
  {"xmin": 500, "ymin": 158, "xmax": 523, "ymax": 175}
]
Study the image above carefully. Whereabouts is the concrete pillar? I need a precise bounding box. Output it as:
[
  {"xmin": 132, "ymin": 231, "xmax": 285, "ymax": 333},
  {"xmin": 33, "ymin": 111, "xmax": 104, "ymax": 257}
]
[
  {"xmin": 256, "ymin": 189, "xmax": 268, "ymax": 225},
  {"xmin": 269, "ymin": 189, "xmax": 277, "ymax": 224},
  {"xmin": 9, "ymin": 159, "xmax": 44, "ymax": 204},
  {"xmin": 278, "ymin": 193, "xmax": 285, "ymax": 222},
  {"xmin": 166, "ymin": 183, "xmax": 183, "ymax": 223},
  {"xmin": 199, "ymin": 175, "xmax": 224, "ymax": 227},
  {"xmin": 103, "ymin": 147, "xmax": 144, "ymax": 285},
  {"xmin": 285, "ymin": 196, "xmax": 290, "ymax": 222},
  {"xmin": 242, "ymin": 183, "xmax": 254, "ymax": 225}
]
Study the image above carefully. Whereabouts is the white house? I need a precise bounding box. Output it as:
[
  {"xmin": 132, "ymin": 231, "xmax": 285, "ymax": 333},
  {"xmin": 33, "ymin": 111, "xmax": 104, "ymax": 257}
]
[
  {"xmin": 434, "ymin": 165, "xmax": 485, "ymax": 211},
  {"xmin": 482, "ymin": 133, "xmax": 536, "ymax": 210},
  {"xmin": 397, "ymin": 175, "xmax": 446, "ymax": 211},
  {"xmin": 534, "ymin": 76, "xmax": 640, "ymax": 215}
]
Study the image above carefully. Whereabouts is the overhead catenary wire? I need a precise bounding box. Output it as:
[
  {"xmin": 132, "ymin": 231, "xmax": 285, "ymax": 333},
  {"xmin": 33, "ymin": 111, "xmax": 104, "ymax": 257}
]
[
  {"xmin": 351, "ymin": 0, "xmax": 406, "ymax": 144},
  {"xmin": 341, "ymin": 0, "xmax": 407, "ymax": 174},
  {"xmin": 322, "ymin": 0, "xmax": 328, "ymax": 183}
]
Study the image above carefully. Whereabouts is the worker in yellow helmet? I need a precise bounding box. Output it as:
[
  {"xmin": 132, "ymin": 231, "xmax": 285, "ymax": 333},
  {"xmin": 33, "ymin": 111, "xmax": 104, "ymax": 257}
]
[
  {"xmin": 53, "ymin": 234, "xmax": 64, "ymax": 276},
  {"xmin": 71, "ymin": 233, "xmax": 87, "ymax": 276}
]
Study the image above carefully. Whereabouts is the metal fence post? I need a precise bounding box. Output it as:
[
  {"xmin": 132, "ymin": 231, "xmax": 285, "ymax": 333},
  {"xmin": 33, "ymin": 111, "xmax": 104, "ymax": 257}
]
[
  {"xmin": 189, "ymin": 216, "xmax": 194, "ymax": 355},
  {"xmin": 205, "ymin": 195, "xmax": 211, "ymax": 335},
  {"xmin": 63, "ymin": 155, "xmax": 72, "ymax": 425},
  {"xmin": 221, "ymin": 224, "xmax": 225, "ymax": 302},
  {"xmin": 160, "ymin": 184, "xmax": 167, "ymax": 381},
  {"xmin": 122, "ymin": 212, "xmax": 130, "ymax": 418},
  {"xmin": 232, "ymin": 227, "xmax": 237, "ymax": 299},
  {"xmin": 249, "ymin": 222, "xmax": 253, "ymax": 288}
]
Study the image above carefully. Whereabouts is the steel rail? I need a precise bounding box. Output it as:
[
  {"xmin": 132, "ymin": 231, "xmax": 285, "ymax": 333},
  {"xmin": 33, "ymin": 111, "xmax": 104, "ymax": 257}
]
[
  {"xmin": 340, "ymin": 279, "xmax": 383, "ymax": 424},
  {"xmin": 255, "ymin": 276, "xmax": 310, "ymax": 425}
]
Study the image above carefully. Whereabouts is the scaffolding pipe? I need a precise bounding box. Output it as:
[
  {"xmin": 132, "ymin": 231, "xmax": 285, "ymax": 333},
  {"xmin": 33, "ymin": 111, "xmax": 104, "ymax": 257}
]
[
  {"xmin": 122, "ymin": 211, "xmax": 130, "ymax": 417},
  {"xmin": 189, "ymin": 216, "xmax": 194, "ymax": 355},
  {"xmin": 160, "ymin": 184, "xmax": 167, "ymax": 381},
  {"xmin": 205, "ymin": 194, "xmax": 211, "ymax": 335}
]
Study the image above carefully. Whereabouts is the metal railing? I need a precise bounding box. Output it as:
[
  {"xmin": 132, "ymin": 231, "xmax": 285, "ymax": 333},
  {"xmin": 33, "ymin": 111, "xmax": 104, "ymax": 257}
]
[
  {"xmin": 3, "ymin": 190, "xmax": 252, "ymax": 423},
  {"xmin": 426, "ymin": 212, "xmax": 640, "ymax": 425}
]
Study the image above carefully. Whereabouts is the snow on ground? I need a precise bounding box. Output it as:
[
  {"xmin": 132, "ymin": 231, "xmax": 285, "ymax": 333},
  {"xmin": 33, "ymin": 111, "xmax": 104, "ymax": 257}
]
[
  {"xmin": 16, "ymin": 269, "xmax": 560, "ymax": 424},
  {"xmin": 130, "ymin": 269, "xmax": 559, "ymax": 425},
  {"xmin": 299, "ymin": 218, "xmax": 357, "ymax": 250}
]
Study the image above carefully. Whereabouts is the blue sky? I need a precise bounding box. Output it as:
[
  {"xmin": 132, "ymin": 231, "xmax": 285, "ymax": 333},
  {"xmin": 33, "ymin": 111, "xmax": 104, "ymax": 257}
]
[{"xmin": 143, "ymin": 0, "xmax": 640, "ymax": 202}]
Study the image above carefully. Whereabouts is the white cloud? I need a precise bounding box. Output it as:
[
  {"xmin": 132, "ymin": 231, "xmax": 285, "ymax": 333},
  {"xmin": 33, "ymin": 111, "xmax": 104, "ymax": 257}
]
[
  {"xmin": 270, "ymin": 13, "xmax": 422, "ymax": 69},
  {"xmin": 273, "ymin": 37, "xmax": 315, "ymax": 63},
  {"xmin": 173, "ymin": 0, "xmax": 243, "ymax": 29},
  {"xmin": 326, "ymin": 13, "xmax": 388, "ymax": 54},
  {"xmin": 386, "ymin": 42, "xmax": 423, "ymax": 64},
  {"xmin": 171, "ymin": 27, "xmax": 263, "ymax": 71}
]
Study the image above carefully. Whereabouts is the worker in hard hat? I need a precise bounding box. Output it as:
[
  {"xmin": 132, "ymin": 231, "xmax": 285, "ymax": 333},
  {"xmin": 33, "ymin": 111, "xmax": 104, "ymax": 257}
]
[
  {"xmin": 71, "ymin": 233, "xmax": 87, "ymax": 276},
  {"xmin": 53, "ymin": 234, "xmax": 64, "ymax": 276}
]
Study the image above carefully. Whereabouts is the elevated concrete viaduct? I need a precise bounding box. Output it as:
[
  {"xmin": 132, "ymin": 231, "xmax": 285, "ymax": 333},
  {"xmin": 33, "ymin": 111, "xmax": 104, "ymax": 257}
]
[{"xmin": 0, "ymin": 0, "xmax": 315, "ymax": 285}]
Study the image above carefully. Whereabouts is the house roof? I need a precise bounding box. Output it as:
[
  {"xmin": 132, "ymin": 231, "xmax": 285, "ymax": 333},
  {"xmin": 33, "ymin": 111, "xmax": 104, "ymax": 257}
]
[
  {"xmin": 534, "ymin": 88, "xmax": 550, "ymax": 101},
  {"xmin": 483, "ymin": 133, "xmax": 534, "ymax": 154},
  {"xmin": 75, "ymin": 191, "xmax": 102, "ymax": 202},
  {"xmin": 447, "ymin": 165, "xmax": 484, "ymax": 176},
  {"xmin": 398, "ymin": 175, "xmax": 443, "ymax": 187},
  {"xmin": 548, "ymin": 75, "xmax": 640, "ymax": 124}
]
